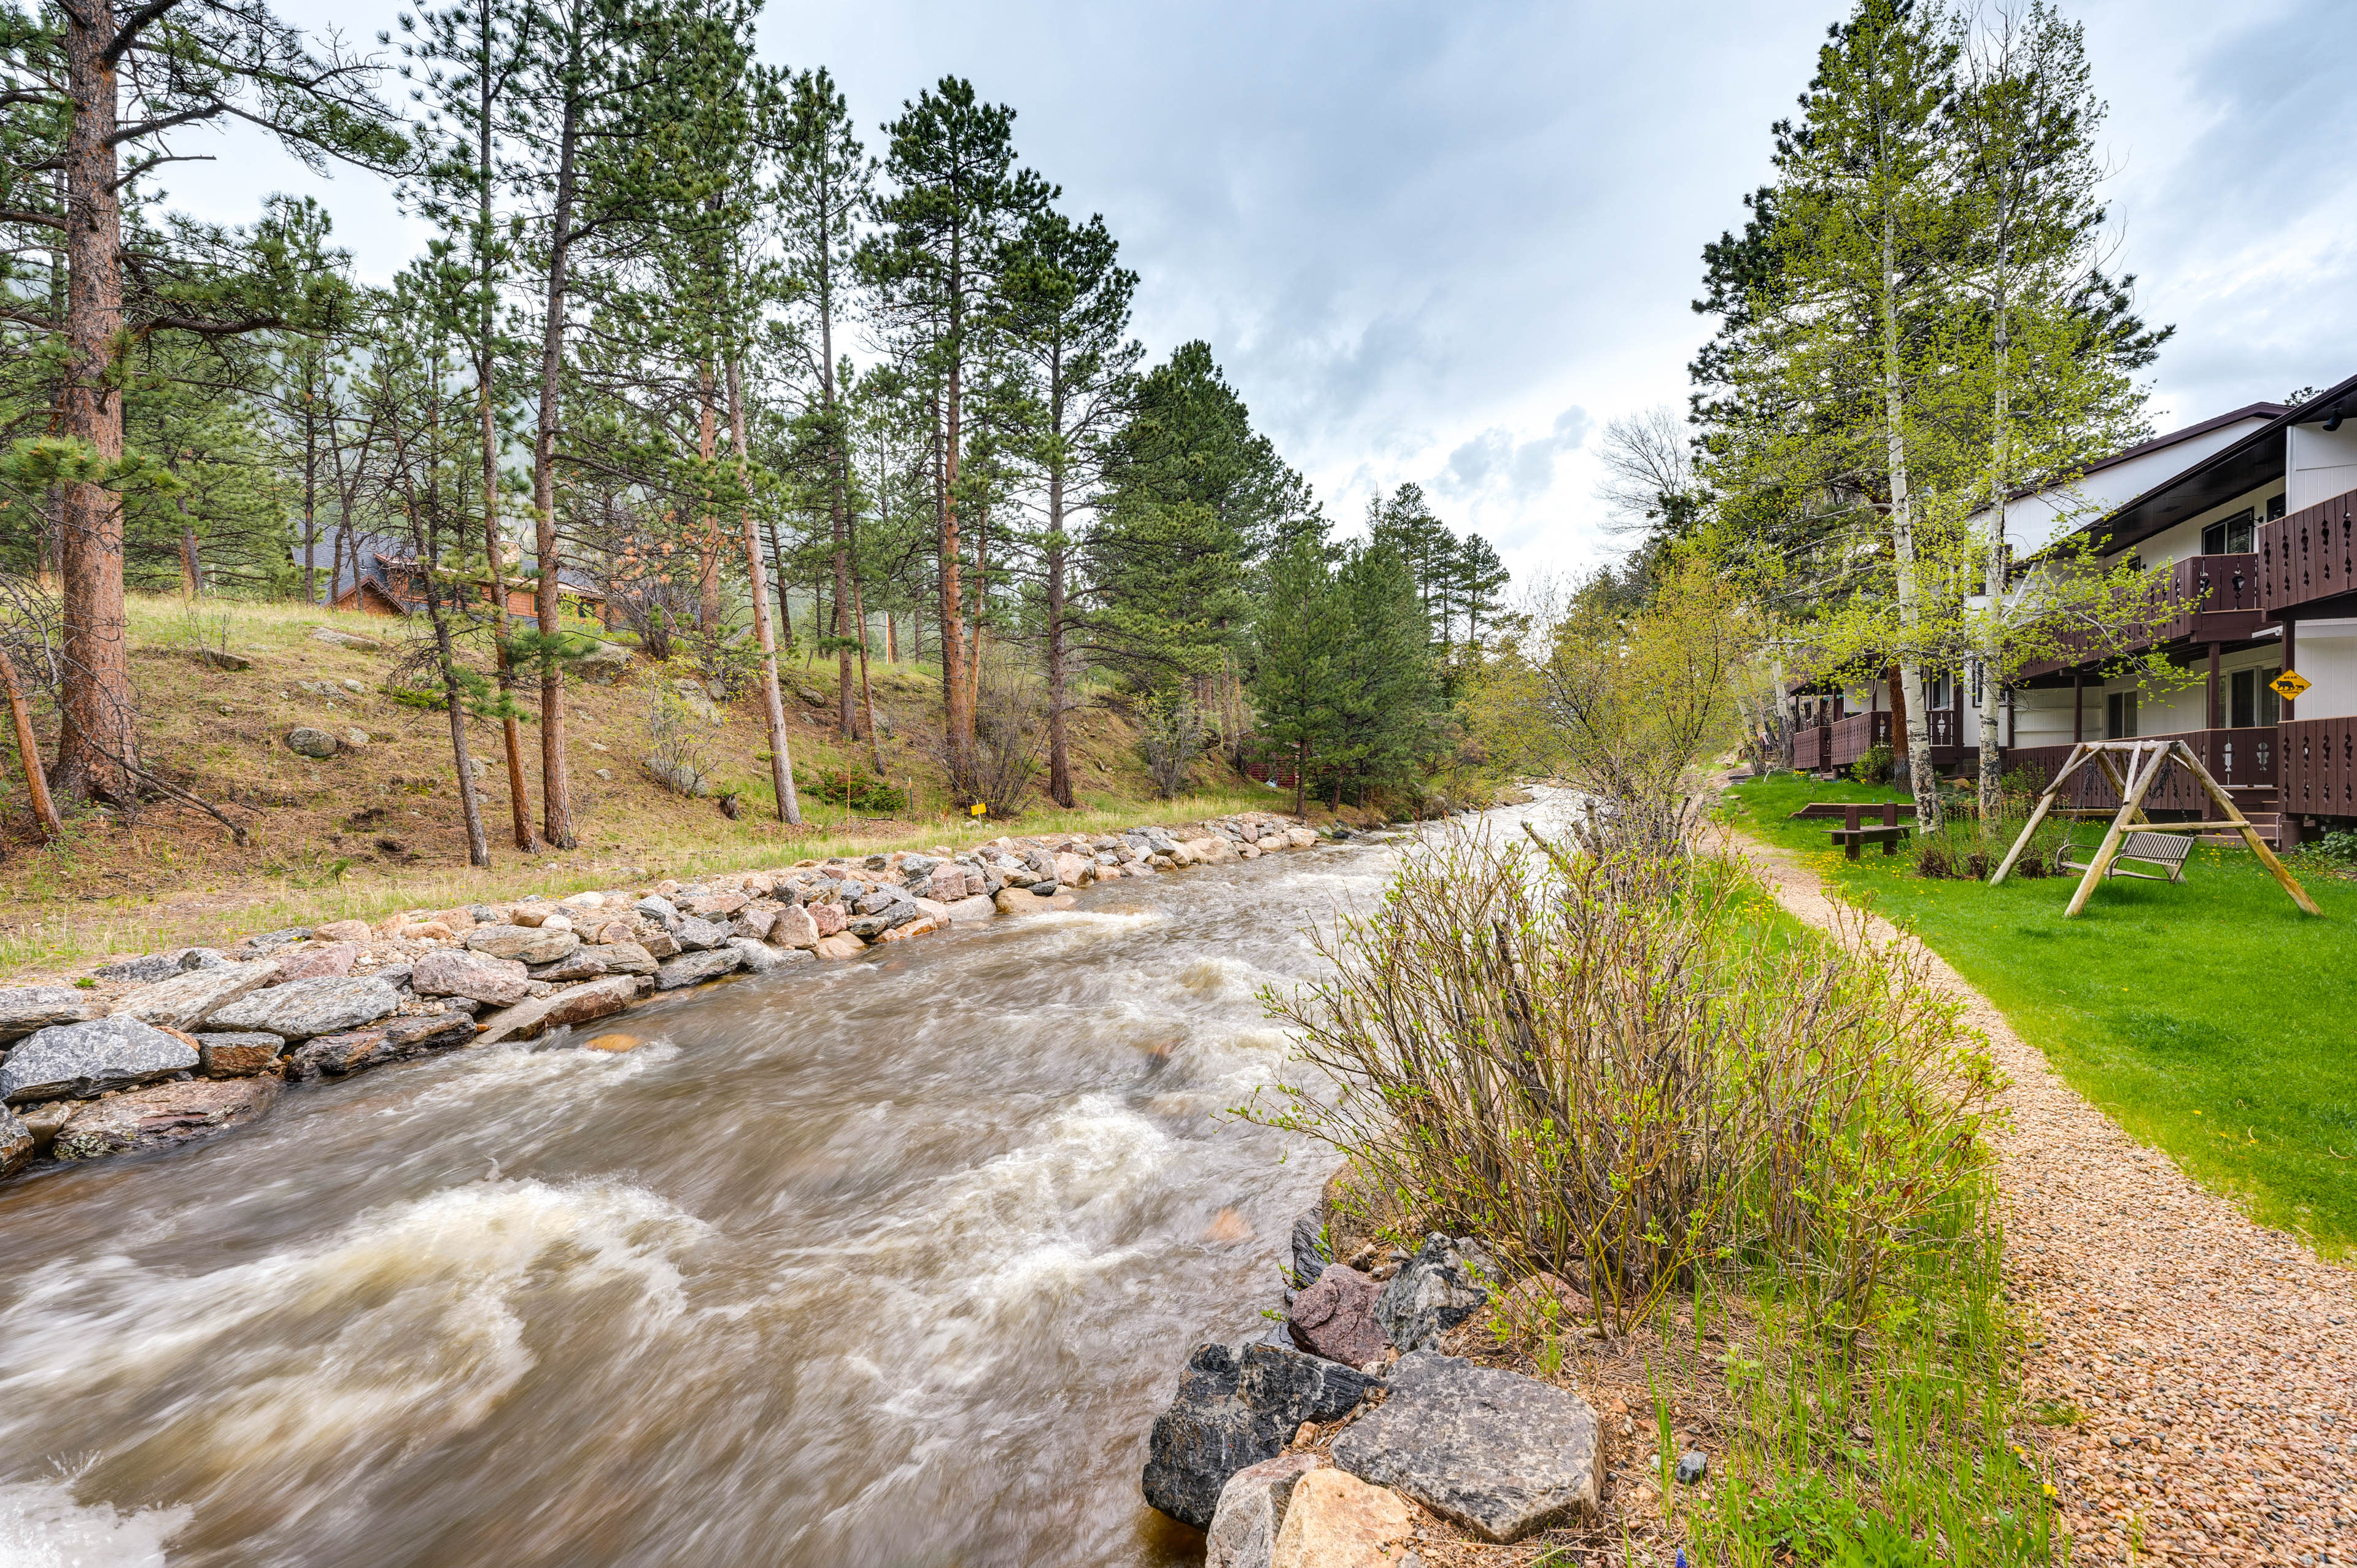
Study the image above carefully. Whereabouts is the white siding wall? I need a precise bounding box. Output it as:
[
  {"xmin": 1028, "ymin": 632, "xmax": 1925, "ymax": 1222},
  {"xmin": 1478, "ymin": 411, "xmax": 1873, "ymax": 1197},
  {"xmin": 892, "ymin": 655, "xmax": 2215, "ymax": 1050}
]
[
  {"xmin": 2000, "ymin": 416, "xmax": 2278, "ymax": 555},
  {"xmin": 2115, "ymin": 480, "xmax": 2283, "ymax": 569},
  {"xmin": 2288, "ymin": 423, "xmax": 2357, "ymax": 511},
  {"xmin": 2288, "ymin": 621, "xmax": 2357, "ymax": 717}
]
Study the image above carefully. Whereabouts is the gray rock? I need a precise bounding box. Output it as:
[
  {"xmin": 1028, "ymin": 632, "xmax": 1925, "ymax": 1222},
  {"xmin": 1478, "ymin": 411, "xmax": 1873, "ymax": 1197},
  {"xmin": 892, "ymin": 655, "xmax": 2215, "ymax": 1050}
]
[
  {"xmin": 467, "ymin": 905, "xmax": 502, "ymax": 926},
  {"xmin": 205, "ymin": 976, "xmax": 400, "ymax": 1041},
  {"xmin": 732, "ymin": 905, "xmax": 778, "ymax": 941},
  {"xmin": 309, "ymin": 626, "xmax": 384, "ymax": 651},
  {"xmin": 0, "ymin": 986, "xmax": 101, "ymax": 1042},
  {"xmin": 1, "ymin": 1016, "xmax": 199, "ymax": 1103},
  {"xmin": 114, "ymin": 959, "xmax": 279, "ymax": 1032},
  {"xmin": 634, "ymin": 895, "xmax": 681, "ymax": 929},
  {"xmin": 1, "ymin": 1105, "xmax": 31, "ymax": 1178},
  {"xmin": 94, "ymin": 950, "xmax": 198, "ymax": 984},
  {"xmin": 285, "ymin": 726, "xmax": 338, "ymax": 758},
  {"xmin": 1206, "ymin": 1453, "xmax": 1319, "ymax": 1568},
  {"xmin": 1676, "ymin": 1450, "xmax": 1707, "ymax": 1485},
  {"xmin": 464, "ymin": 924, "xmax": 580, "ymax": 965},
  {"xmin": 411, "ymin": 949, "xmax": 531, "ymax": 1006},
  {"xmin": 289, "ymin": 1011, "xmax": 478, "ymax": 1079},
  {"xmin": 654, "ymin": 947, "xmax": 745, "ymax": 990},
  {"xmin": 1290, "ymin": 1209, "xmax": 1331, "ymax": 1288},
  {"xmin": 643, "ymin": 755, "xmax": 709, "ymax": 797},
  {"xmin": 1289, "ymin": 1265, "xmax": 1389, "ymax": 1369},
  {"xmin": 1376, "ymin": 1233, "xmax": 1490, "ymax": 1351},
  {"xmin": 768, "ymin": 904, "xmax": 821, "ymax": 949},
  {"xmin": 587, "ymin": 941, "xmax": 659, "ymax": 976},
  {"xmin": 239, "ymin": 927, "xmax": 312, "ymax": 955},
  {"xmin": 1142, "ymin": 1342, "xmax": 1380, "ymax": 1529},
  {"xmin": 673, "ymin": 916, "xmax": 730, "ymax": 952},
  {"xmin": 641, "ymin": 929, "xmax": 682, "ymax": 959},
  {"xmin": 50, "ymin": 1075, "xmax": 280, "ymax": 1161},
  {"xmin": 939, "ymin": 895, "xmax": 997, "ymax": 927},
  {"xmin": 1329, "ymin": 1350, "xmax": 1603, "ymax": 1542},
  {"xmin": 471, "ymin": 976, "xmax": 638, "ymax": 1045},
  {"xmin": 575, "ymin": 639, "xmax": 633, "ymax": 684},
  {"xmin": 728, "ymin": 937, "xmax": 784, "ymax": 974}
]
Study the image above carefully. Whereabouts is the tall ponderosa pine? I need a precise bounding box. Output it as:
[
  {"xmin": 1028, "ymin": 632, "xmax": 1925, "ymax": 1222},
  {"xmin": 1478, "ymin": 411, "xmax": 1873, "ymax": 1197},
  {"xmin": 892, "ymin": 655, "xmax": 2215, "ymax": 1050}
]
[
  {"xmin": 999, "ymin": 207, "xmax": 1140, "ymax": 806},
  {"xmin": 3, "ymin": 0, "xmax": 404, "ymax": 799},
  {"xmin": 859, "ymin": 77, "xmax": 1051, "ymax": 789},
  {"xmin": 1247, "ymin": 531, "xmax": 1342, "ymax": 817}
]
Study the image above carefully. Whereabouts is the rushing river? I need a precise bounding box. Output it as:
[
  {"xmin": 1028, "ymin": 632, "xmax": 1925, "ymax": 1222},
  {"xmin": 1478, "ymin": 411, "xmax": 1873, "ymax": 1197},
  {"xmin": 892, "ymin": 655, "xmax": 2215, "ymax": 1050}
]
[{"xmin": 0, "ymin": 818, "xmax": 1479, "ymax": 1568}]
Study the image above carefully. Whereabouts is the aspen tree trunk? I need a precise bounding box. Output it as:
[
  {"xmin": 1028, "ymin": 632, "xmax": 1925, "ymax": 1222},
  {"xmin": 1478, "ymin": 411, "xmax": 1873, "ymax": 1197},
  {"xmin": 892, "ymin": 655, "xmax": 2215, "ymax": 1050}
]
[
  {"xmin": 0, "ymin": 645, "xmax": 63, "ymax": 841},
  {"xmin": 54, "ymin": 2, "xmax": 130, "ymax": 802},
  {"xmin": 1880, "ymin": 208, "xmax": 1941, "ymax": 830},
  {"xmin": 478, "ymin": 4, "xmax": 536, "ymax": 852},
  {"xmin": 1977, "ymin": 214, "xmax": 2012, "ymax": 824},
  {"xmin": 729, "ymin": 355, "xmax": 800, "ymax": 825},
  {"xmin": 529, "ymin": 92, "xmax": 581, "ymax": 849}
]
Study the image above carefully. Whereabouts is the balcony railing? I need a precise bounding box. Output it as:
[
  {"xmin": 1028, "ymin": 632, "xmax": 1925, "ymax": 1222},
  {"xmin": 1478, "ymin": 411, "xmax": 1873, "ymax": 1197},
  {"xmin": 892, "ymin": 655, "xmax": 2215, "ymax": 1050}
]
[
  {"xmin": 2258, "ymin": 484, "xmax": 2357, "ymax": 616},
  {"xmin": 2161, "ymin": 552, "xmax": 2265, "ymax": 642},
  {"xmin": 1827, "ymin": 711, "xmax": 1891, "ymax": 768},
  {"xmin": 2283, "ymin": 716, "xmax": 2357, "ymax": 817},
  {"xmin": 2006, "ymin": 727, "xmax": 2277, "ymax": 813}
]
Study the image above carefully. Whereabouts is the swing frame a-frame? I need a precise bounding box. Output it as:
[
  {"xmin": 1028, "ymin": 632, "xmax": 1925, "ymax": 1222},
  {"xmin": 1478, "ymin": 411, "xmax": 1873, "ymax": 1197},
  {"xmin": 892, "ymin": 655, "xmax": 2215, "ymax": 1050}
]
[{"xmin": 1987, "ymin": 738, "xmax": 2322, "ymax": 917}]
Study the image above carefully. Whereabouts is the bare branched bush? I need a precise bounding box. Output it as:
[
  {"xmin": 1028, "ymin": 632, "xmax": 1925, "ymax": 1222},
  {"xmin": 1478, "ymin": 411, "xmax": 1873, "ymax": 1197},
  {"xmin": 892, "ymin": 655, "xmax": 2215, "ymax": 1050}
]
[
  {"xmin": 935, "ymin": 658, "xmax": 1047, "ymax": 816},
  {"xmin": 1137, "ymin": 697, "xmax": 1206, "ymax": 800},
  {"xmin": 1247, "ymin": 825, "xmax": 1999, "ymax": 1339},
  {"xmin": 642, "ymin": 687, "xmax": 718, "ymax": 798}
]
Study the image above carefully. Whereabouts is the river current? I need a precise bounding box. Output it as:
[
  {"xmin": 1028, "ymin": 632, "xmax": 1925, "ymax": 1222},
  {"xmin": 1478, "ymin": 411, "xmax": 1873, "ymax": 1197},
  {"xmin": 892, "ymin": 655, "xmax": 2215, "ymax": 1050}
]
[{"xmin": 0, "ymin": 816, "xmax": 1477, "ymax": 1568}]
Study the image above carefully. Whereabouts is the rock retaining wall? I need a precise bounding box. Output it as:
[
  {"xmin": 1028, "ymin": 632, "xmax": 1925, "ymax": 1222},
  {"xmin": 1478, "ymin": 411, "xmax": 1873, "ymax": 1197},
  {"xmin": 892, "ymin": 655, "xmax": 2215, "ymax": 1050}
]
[{"xmin": 0, "ymin": 812, "xmax": 1331, "ymax": 1184}]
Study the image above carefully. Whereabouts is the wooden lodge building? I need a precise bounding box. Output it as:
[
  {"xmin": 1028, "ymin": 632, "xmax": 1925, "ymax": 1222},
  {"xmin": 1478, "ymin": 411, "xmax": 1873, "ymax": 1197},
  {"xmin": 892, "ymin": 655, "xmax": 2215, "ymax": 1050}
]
[{"xmin": 1786, "ymin": 376, "xmax": 2357, "ymax": 846}]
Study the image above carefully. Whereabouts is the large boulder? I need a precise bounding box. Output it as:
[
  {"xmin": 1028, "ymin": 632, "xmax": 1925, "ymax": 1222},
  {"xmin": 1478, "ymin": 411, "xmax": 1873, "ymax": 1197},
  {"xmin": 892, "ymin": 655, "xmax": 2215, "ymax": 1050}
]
[
  {"xmin": 473, "ymin": 976, "xmax": 638, "ymax": 1045},
  {"xmin": 1, "ymin": 1016, "xmax": 198, "ymax": 1103},
  {"xmin": 810, "ymin": 932, "xmax": 865, "ymax": 960},
  {"xmin": 939, "ymin": 895, "xmax": 997, "ymax": 927},
  {"xmin": 1375, "ymin": 1234, "xmax": 1488, "ymax": 1351},
  {"xmin": 1329, "ymin": 1350, "xmax": 1603, "ymax": 1542},
  {"xmin": 654, "ymin": 948, "xmax": 744, "ymax": 990},
  {"xmin": 1142, "ymin": 1342, "xmax": 1381, "ymax": 1529},
  {"xmin": 268, "ymin": 941, "xmax": 361, "ymax": 984},
  {"xmin": 1268, "ymin": 1467, "xmax": 1417, "ymax": 1568},
  {"xmin": 0, "ymin": 986, "xmax": 101, "ymax": 1042},
  {"xmin": 673, "ymin": 916, "xmax": 731, "ymax": 952},
  {"xmin": 1206, "ymin": 1454, "xmax": 1320, "ymax": 1568},
  {"xmin": 289, "ymin": 1011, "xmax": 478, "ymax": 1079},
  {"xmin": 196, "ymin": 1032, "xmax": 284, "ymax": 1078},
  {"xmin": 683, "ymin": 889, "xmax": 749, "ymax": 918},
  {"xmin": 51, "ymin": 1075, "xmax": 279, "ymax": 1161},
  {"xmin": 1, "ymin": 1106, "xmax": 31, "ymax": 1178},
  {"xmin": 411, "ymin": 949, "xmax": 532, "ymax": 1006},
  {"xmin": 113, "ymin": 959, "xmax": 279, "ymax": 1032},
  {"xmin": 465, "ymin": 924, "xmax": 581, "ymax": 965},
  {"xmin": 768, "ymin": 904, "xmax": 820, "ymax": 949},
  {"xmin": 285, "ymin": 726, "xmax": 338, "ymax": 758},
  {"xmin": 1288, "ymin": 1265, "xmax": 1389, "ymax": 1370},
  {"xmin": 206, "ymin": 976, "xmax": 400, "ymax": 1041}
]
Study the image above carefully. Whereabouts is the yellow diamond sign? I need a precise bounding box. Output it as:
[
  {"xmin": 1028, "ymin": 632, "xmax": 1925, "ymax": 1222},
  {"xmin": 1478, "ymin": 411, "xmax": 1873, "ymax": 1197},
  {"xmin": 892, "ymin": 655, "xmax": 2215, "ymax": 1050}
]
[{"xmin": 2272, "ymin": 670, "xmax": 2311, "ymax": 701}]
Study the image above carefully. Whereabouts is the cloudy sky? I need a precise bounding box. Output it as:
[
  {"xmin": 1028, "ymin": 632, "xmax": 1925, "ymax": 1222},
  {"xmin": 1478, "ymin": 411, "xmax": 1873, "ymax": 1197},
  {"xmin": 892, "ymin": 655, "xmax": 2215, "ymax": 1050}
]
[{"xmin": 172, "ymin": 0, "xmax": 2357, "ymax": 587}]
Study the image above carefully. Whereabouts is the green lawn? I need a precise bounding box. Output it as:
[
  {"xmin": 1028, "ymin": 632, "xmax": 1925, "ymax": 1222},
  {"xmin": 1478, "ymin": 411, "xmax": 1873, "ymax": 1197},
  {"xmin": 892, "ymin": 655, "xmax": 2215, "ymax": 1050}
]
[{"xmin": 1724, "ymin": 772, "xmax": 2357, "ymax": 1257}]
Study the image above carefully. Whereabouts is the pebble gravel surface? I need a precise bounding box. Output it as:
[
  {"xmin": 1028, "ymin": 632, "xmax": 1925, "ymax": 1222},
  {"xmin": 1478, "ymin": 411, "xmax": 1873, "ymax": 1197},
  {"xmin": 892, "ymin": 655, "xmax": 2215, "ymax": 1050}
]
[{"xmin": 1741, "ymin": 836, "xmax": 2355, "ymax": 1564}]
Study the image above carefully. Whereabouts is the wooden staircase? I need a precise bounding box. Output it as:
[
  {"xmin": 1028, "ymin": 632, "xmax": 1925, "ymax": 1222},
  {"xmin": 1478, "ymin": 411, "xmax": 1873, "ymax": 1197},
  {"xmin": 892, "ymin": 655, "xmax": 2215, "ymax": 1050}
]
[{"xmin": 2195, "ymin": 786, "xmax": 2282, "ymax": 848}]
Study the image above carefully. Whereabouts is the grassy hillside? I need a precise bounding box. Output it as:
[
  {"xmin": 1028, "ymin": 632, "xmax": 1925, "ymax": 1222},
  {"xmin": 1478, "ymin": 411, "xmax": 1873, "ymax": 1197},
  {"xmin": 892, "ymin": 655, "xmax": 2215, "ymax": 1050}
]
[{"xmin": 0, "ymin": 594, "xmax": 1295, "ymax": 970}]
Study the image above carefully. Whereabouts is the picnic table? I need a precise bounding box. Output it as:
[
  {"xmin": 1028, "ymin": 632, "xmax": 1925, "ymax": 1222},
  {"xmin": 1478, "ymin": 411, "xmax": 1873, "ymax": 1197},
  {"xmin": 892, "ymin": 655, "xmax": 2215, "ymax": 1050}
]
[{"xmin": 1827, "ymin": 801, "xmax": 1911, "ymax": 861}]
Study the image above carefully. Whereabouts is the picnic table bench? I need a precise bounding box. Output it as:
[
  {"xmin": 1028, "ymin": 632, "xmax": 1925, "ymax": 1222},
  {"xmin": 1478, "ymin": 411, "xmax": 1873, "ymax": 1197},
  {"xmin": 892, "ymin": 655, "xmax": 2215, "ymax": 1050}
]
[
  {"xmin": 1827, "ymin": 802, "xmax": 1910, "ymax": 861},
  {"xmin": 1789, "ymin": 800, "xmax": 1916, "ymax": 821}
]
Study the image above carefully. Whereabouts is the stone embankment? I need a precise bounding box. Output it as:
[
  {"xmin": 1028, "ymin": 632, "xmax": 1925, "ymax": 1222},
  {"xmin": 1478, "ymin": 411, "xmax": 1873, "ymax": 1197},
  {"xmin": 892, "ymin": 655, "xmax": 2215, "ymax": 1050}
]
[
  {"xmin": 0, "ymin": 811, "xmax": 1325, "ymax": 1183},
  {"xmin": 1143, "ymin": 1195, "xmax": 1611, "ymax": 1568}
]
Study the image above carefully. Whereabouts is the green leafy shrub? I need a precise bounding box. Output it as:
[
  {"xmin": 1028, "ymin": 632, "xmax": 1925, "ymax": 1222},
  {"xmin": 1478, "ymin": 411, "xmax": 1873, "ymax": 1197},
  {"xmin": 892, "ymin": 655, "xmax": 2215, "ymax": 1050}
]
[
  {"xmin": 795, "ymin": 767, "xmax": 904, "ymax": 816},
  {"xmin": 1244, "ymin": 827, "xmax": 1999, "ymax": 1337},
  {"xmin": 1849, "ymin": 741, "xmax": 1894, "ymax": 784}
]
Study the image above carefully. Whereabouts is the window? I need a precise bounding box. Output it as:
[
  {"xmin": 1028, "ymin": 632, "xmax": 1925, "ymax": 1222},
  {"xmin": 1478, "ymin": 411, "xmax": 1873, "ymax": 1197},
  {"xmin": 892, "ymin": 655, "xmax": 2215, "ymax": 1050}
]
[
  {"xmin": 2231, "ymin": 668, "xmax": 2255, "ymax": 729},
  {"xmin": 2200, "ymin": 508, "xmax": 2256, "ymax": 555},
  {"xmin": 1927, "ymin": 672, "xmax": 1951, "ymax": 710},
  {"xmin": 2105, "ymin": 690, "xmax": 2139, "ymax": 739},
  {"xmin": 2261, "ymin": 667, "xmax": 2281, "ymax": 727},
  {"xmin": 2267, "ymin": 493, "xmax": 2286, "ymax": 521}
]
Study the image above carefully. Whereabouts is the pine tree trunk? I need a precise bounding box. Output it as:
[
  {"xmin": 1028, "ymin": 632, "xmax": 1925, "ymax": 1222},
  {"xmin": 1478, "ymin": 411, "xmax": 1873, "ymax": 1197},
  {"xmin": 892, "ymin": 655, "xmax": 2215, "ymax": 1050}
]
[
  {"xmin": 728, "ymin": 355, "xmax": 799, "ymax": 825},
  {"xmin": 529, "ymin": 91, "xmax": 582, "ymax": 849},
  {"xmin": 54, "ymin": 2, "xmax": 130, "ymax": 803},
  {"xmin": 695, "ymin": 359, "xmax": 721, "ymax": 632},
  {"xmin": 479, "ymin": 18, "xmax": 536, "ymax": 854},
  {"xmin": 1045, "ymin": 471, "xmax": 1073, "ymax": 808},
  {"xmin": 851, "ymin": 574, "xmax": 883, "ymax": 775}
]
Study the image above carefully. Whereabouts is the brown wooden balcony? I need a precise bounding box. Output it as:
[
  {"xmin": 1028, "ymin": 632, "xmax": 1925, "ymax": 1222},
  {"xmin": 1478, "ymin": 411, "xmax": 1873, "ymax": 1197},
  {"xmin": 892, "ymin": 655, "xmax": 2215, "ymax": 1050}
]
[
  {"xmin": 1827, "ymin": 710, "xmax": 1891, "ymax": 768},
  {"xmin": 2258, "ymin": 484, "xmax": 2357, "ymax": 616},
  {"xmin": 2018, "ymin": 553, "xmax": 2267, "ymax": 680},
  {"xmin": 2007, "ymin": 727, "xmax": 2278, "ymax": 813},
  {"xmin": 2283, "ymin": 716, "xmax": 2357, "ymax": 817}
]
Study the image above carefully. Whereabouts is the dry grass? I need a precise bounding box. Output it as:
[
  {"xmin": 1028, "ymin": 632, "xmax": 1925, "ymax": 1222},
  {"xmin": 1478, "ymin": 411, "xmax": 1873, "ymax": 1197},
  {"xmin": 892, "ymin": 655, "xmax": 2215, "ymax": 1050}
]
[{"xmin": 0, "ymin": 593, "xmax": 1287, "ymax": 974}]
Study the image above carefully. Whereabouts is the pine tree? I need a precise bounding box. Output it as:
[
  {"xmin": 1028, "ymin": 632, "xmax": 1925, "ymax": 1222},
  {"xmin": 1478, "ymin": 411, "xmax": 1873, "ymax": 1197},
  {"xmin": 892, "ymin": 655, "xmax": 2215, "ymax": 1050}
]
[{"xmin": 1248, "ymin": 531, "xmax": 1342, "ymax": 817}]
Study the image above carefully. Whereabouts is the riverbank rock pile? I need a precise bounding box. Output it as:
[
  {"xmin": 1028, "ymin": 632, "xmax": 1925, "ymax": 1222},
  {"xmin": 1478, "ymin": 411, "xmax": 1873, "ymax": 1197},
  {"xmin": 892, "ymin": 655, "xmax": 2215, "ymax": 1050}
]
[
  {"xmin": 1144, "ymin": 1216, "xmax": 1606, "ymax": 1566},
  {"xmin": 0, "ymin": 811, "xmax": 1325, "ymax": 1184}
]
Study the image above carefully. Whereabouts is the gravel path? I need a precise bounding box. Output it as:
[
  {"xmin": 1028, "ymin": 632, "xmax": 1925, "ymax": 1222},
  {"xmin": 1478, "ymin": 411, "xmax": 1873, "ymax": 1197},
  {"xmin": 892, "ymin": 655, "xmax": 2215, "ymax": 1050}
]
[{"xmin": 1735, "ymin": 833, "xmax": 2356, "ymax": 1564}]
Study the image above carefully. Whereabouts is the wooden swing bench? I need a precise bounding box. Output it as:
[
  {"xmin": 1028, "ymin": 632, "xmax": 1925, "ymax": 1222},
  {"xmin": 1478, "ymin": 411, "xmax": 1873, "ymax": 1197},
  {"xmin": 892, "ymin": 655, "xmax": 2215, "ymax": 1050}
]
[
  {"xmin": 1989, "ymin": 738, "xmax": 2320, "ymax": 917},
  {"xmin": 2057, "ymin": 830, "xmax": 2193, "ymax": 883}
]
